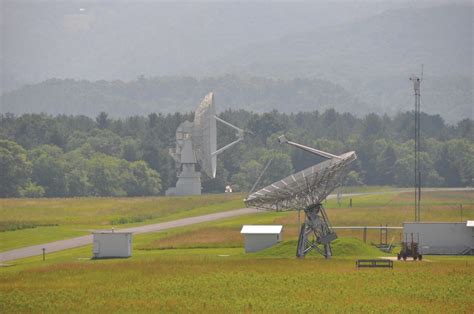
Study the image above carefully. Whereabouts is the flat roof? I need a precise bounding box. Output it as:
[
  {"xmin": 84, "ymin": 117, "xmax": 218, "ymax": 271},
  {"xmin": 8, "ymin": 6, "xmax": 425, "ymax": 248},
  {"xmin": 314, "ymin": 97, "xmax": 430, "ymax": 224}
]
[
  {"xmin": 404, "ymin": 222, "xmax": 468, "ymax": 225},
  {"xmin": 241, "ymin": 225, "xmax": 283, "ymax": 234},
  {"xmin": 93, "ymin": 231, "xmax": 133, "ymax": 234}
]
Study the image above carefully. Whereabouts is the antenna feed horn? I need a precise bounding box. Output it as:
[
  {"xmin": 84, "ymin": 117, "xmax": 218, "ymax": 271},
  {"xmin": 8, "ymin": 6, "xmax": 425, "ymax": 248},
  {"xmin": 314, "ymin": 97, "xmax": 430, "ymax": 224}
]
[{"xmin": 278, "ymin": 135, "xmax": 288, "ymax": 144}]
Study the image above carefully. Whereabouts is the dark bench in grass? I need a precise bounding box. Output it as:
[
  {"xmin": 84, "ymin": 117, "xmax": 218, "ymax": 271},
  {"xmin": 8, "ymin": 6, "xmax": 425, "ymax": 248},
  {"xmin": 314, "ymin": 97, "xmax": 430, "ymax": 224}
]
[{"xmin": 356, "ymin": 259, "xmax": 393, "ymax": 269}]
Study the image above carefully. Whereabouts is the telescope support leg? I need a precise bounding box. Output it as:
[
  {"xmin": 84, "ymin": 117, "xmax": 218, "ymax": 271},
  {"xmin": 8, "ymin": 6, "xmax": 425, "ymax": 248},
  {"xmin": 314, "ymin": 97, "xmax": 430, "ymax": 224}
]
[{"xmin": 296, "ymin": 203, "xmax": 337, "ymax": 259}]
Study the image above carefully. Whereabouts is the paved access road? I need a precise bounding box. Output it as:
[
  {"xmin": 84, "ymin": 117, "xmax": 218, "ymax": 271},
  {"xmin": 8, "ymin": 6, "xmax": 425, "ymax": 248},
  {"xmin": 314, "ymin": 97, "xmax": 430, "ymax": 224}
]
[
  {"xmin": 1, "ymin": 187, "xmax": 472, "ymax": 262},
  {"xmin": 0, "ymin": 207, "xmax": 260, "ymax": 262}
]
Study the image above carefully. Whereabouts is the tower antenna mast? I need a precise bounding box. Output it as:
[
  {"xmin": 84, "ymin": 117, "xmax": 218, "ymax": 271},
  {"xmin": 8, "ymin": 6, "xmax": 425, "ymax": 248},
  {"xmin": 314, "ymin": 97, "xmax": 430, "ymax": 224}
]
[{"xmin": 410, "ymin": 65, "xmax": 423, "ymax": 222}]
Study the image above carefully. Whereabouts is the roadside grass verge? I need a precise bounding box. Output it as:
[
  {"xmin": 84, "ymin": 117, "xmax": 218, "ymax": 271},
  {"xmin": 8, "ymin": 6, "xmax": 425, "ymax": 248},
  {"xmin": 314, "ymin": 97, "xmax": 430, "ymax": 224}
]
[
  {"xmin": 134, "ymin": 190, "xmax": 473, "ymax": 251},
  {"xmin": 0, "ymin": 194, "xmax": 244, "ymax": 252},
  {"xmin": 1, "ymin": 189, "xmax": 472, "ymax": 253}
]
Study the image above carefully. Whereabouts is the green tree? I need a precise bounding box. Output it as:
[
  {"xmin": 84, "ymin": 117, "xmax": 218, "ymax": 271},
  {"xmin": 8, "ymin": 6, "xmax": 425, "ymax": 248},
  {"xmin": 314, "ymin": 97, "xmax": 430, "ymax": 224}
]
[
  {"xmin": 375, "ymin": 145, "xmax": 397, "ymax": 184},
  {"xmin": 123, "ymin": 161, "xmax": 161, "ymax": 196},
  {"xmin": 393, "ymin": 156, "xmax": 413, "ymax": 187},
  {"xmin": 28, "ymin": 145, "xmax": 68, "ymax": 197},
  {"xmin": 361, "ymin": 113, "xmax": 386, "ymax": 140},
  {"xmin": 232, "ymin": 160, "xmax": 262, "ymax": 192},
  {"xmin": 86, "ymin": 129, "xmax": 123, "ymax": 157},
  {"xmin": 86, "ymin": 154, "xmax": 126, "ymax": 196},
  {"xmin": 96, "ymin": 112, "xmax": 109, "ymax": 129},
  {"xmin": 344, "ymin": 170, "xmax": 364, "ymax": 186},
  {"xmin": 258, "ymin": 151, "xmax": 293, "ymax": 188},
  {"xmin": 122, "ymin": 137, "xmax": 142, "ymax": 161},
  {"xmin": 19, "ymin": 181, "xmax": 45, "ymax": 198},
  {"xmin": 0, "ymin": 140, "xmax": 32, "ymax": 197}
]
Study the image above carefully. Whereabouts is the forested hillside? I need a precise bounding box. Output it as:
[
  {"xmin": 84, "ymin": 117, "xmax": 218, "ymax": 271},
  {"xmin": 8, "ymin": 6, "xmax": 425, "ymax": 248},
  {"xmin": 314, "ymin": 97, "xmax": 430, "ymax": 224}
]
[
  {"xmin": 219, "ymin": 5, "xmax": 473, "ymax": 122},
  {"xmin": 3, "ymin": 3, "xmax": 471, "ymax": 122},
  {"xmin": 1, "ymin": 110, "xmax": 472, "ymax": 198},
  {"xmin": 0, "ymin": 76, "xmax": 368, "ymax": 117}
]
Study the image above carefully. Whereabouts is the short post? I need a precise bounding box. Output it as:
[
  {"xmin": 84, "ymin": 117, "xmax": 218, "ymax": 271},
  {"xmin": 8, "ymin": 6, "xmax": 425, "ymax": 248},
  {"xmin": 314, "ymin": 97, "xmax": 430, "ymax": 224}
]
[
  {"xmin": 42, "ymin": 248, "xmax": 46, "ymax": 261},
  {"xmin": 363, "ymin": 227, "xmax": 367, "ymax": 243},
  {"xmin": 349, "ymin": 198, "xmax": 352, "ymax": 208},
  {"xmin": 379, "ymin": 224, "xmax": 382, "ymax": 245},
  {"xmin": 460, "ymin": 204, "xmax": 463, "ymax": 222},
  {"xmin": 385, "ymin": 224, "xmax": 388, "ymax": 245}
]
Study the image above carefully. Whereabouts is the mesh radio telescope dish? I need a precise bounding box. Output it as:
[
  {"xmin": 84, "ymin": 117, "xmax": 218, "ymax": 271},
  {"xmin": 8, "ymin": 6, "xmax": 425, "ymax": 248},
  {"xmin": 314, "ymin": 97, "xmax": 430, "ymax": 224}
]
[
  {"xmin": 245, "ymin": 135, "xmax": 357, "ymax": 258},
  {"xmin": 166, "ymin": 92, "xmax": 245, "ymax": 196}
]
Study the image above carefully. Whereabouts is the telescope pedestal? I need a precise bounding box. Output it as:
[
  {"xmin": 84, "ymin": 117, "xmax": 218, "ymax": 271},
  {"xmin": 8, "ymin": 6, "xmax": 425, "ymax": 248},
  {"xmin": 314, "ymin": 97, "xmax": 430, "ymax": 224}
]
[
  {"xmin": 296, "ymin": 204, "xmax": 337, "ymax": 259},
  {"xmin": 166, "ymin": 164, "xmax": 202, "ymax": 196}
]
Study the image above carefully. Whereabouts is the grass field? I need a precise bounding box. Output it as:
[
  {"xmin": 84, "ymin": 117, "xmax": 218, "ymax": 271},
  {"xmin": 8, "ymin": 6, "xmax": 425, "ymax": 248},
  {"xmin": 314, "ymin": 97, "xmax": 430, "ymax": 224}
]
[
  {"xmin": 0, "ymin": 194, "xmax": 243, "ymax": 251},
  {"xmin": 1, "ymin": 189, "xmax": 473, "ymax": 312},
  {"xmin": 1, "ymin": 241, "xmax": 472, "ymax": 312},
  {"xmin": 134, "ymin": 190, "xmax": 474, "ymax": 250}
]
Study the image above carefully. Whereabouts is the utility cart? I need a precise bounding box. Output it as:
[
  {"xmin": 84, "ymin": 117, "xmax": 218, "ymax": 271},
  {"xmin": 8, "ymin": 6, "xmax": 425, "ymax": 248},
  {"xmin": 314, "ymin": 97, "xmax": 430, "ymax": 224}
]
[{"xmin": 397, "ymin": 233, "xmax": 422, "ymax": 261}]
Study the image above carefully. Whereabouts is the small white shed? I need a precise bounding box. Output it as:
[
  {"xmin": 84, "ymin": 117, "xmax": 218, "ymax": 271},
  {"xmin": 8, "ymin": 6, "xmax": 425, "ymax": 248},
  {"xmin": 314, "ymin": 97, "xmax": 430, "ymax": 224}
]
[
  {"xmin": 241, "ymin": 225, "xmax": 283, "ymax": 253},
  {"xmin": 93, "ymin": 231, "xmax": 132, "ymax": 258},
  {"xmin": 403, "ymin": 221, "xmax": 473, "ymax": 255}
]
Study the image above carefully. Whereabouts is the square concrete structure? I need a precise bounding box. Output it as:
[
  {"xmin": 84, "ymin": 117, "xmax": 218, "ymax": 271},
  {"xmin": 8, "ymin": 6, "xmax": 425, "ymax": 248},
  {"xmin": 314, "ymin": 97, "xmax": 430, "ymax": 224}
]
[
  {"xmin": 241, "ymin": 225, "xmax": 283, "ymax": 253},
  {"xmin": 403, "ymin": 222, "xmax": 473, "ymax": 255},
  {"xmin": 93, "ymin": 232, "xmax": 132, "ymax": 258}
]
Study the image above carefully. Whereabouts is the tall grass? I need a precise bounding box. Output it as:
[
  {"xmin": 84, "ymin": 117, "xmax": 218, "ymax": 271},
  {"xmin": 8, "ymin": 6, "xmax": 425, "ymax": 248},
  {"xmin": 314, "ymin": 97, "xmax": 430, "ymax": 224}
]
[
  {"xmin": 0, "ymin": 194, "xmax": 244, "ymax": 251},
  {"xmin": 1, "ymin": 190, "xmax": 473, "ymax": 312},
  {"xmin": 1, "ymin": 253, "xmax": 472, "ymax": 312}
]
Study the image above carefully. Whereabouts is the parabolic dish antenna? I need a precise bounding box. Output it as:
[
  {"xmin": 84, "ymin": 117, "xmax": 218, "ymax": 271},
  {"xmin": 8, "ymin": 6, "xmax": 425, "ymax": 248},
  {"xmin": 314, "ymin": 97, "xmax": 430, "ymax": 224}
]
[
  {"xmin": 245, "ymin": 135, "xmax": 357, "ymax": 258},
  {"xmin": 166, "ymin": 92, "xmax": 245, "ymax": 196},
  {"xmin": 193, "ymin": 92, "xmax": 217, "ymax": 178}
]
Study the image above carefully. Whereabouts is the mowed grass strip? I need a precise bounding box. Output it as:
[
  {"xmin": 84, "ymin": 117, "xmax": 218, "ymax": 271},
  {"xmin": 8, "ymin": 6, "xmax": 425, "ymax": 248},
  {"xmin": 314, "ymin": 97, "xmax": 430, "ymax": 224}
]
[
  {"xmin": 0, "ymin": 194, "xmax": 244, "ymax": 251},
  {"xmin": 0, "ymin": 194, "xmax": 244, "ymax": 226},
  {"xmin": 135, "ymin": 190, "xmax": 474, "ymax": 250},
  {"xmin": 319, "ymin": 190, "xmax": 473, "ymax": 226},
  {"xmin": 138, "ymin": 227, "xmax": 243, "ymax": 249},
  {"xmin": 1, "ymin": 255, "xmax": 472, "ymax": 312}
]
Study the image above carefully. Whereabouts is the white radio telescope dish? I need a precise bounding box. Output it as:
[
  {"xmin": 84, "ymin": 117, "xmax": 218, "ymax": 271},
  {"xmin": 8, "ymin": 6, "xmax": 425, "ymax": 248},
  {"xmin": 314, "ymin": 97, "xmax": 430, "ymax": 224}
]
[
  {"xmin": 166, "ymin": 92, "xmax": 245, "ymax": 196},
  {"xmin": 193, "ymin": 92, "xmax": 217, "ymax": 178}
]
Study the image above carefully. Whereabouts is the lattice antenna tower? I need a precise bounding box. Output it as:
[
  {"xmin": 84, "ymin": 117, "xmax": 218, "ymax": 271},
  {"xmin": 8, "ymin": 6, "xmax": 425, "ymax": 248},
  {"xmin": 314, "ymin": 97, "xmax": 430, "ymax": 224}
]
[{"xmin": 409, "ymin": 65, "xmax": 423, "ymax": 222}]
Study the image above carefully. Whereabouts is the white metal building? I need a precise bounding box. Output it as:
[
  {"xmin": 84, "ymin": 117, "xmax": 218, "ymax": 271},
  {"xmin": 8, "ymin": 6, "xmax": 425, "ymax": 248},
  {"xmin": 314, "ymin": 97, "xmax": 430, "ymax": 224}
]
[
  {"xmin": 240, "ymin": 225, "xmax": 283, "ymax": 253},
  {"xmin": 93, "ymin": 231, "xmax": 132, "ymax": 258},
  {"xmin": 403, "ymin": 221, "xmax": 473, "ymax": 255}
]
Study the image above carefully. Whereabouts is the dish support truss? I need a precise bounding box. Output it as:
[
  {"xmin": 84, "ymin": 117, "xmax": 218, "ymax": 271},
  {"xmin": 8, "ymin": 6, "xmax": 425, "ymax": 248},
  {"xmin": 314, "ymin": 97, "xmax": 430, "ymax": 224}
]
[
  {"xmin": 244, "ymin": 135, "xmax": 356, "ymax": 258},
  {"xmin": 297, "ymin": 203, "xmax": 336, "ymax": 258}
]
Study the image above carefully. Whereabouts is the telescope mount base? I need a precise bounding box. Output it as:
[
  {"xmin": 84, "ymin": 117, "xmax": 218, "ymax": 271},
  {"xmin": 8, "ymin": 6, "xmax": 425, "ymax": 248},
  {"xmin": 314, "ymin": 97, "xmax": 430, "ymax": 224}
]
[{"xmin": 296, "ymin": 203, "xmax": 337, "ymax": 259}]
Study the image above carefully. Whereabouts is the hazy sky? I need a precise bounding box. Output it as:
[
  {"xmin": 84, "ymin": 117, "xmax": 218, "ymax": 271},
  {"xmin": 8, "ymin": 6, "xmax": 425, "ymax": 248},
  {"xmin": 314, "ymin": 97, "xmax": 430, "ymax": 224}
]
[{"xmin": 2, "ymin": 0, "xmax": 469, "ymax": 89}]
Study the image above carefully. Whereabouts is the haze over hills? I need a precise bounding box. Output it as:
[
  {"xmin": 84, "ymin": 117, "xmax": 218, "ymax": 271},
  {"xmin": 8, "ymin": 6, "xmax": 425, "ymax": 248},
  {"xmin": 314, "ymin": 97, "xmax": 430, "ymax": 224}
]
[
  {"xmin": 219, "ymin": 4, "xmax": 473, "ymax": 78},
  {"xmin": 1, "ymin": 1, "xmax": 472, "ymax": 122},
  {"xmin": 2, "ymin": 1, "xmax": 404, "ymax": 91},
  {"xmin": 213, "ymin": 4, "xmax": 473, "ymax": 121},
  {"xmin": 0, "ymin": 76, "xmax": 370, "ymax": 117}
]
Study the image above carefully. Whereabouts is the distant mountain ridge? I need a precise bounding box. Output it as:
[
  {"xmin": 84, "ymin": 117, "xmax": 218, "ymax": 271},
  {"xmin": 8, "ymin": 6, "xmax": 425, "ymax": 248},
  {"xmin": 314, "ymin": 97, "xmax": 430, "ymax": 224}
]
[
  {"xmin": 0, "ymin": 76, "xmax": 370, "ymax": 118},
  {"xmin": 211, "ymin": 4, "xmax": 473, "ymax": 122},
  {"xmin": 218, "ymin": 4, "xmax": 473, "ymax": 79},
  {"xmin": 1, "ymin": 73, "xmax": 471, "ymax": 122},
  {"xmin": 1, "ymin": 2, "xmax": 472, "ymax": 121}
]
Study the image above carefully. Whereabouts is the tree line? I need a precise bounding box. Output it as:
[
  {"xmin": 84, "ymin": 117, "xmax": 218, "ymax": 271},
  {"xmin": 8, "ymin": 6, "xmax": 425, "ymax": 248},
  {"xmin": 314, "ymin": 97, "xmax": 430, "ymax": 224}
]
[
  {"xmin": 1, "ymin": 76, "xmax": 367, "ymax": 118},
  {"xmin": 0, "ymin": 110, "xmax": 472, "ymax": 197}
]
